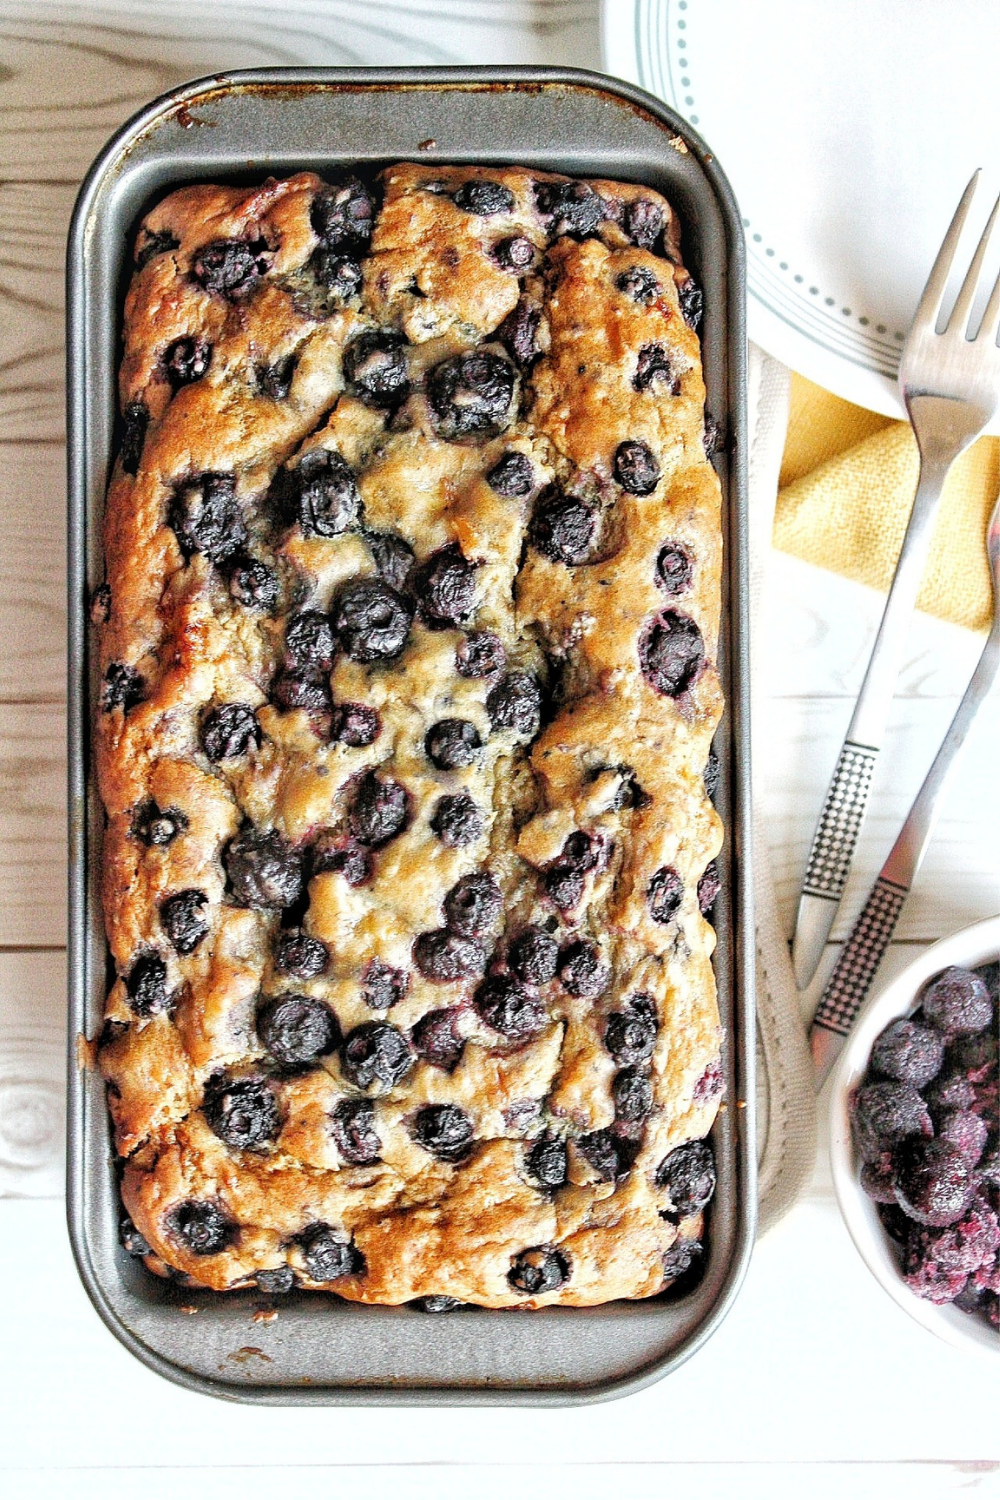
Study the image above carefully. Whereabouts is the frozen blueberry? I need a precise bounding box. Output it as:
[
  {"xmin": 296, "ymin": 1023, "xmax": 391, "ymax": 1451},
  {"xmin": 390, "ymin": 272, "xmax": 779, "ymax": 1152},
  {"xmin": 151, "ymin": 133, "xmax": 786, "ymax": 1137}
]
[
  {"xmin": 430, "ymin": 792, "xmax": 484, "ymax": 848},
  {"xmin": 298, "ymin": 1223, "xmax": 363, "ymax": 1281},
  {"xmin": 193, "ymin": 237, "xmax": 271, "ymax": 299},
  {"xmin": 924, "ymin": 1070, "xmax": 977, "ymax": 1119},
  {"xmin": 947, "ymin": 1028, "xmax": 998, "ymax": 1072},
  {"xmin": 132, "ymin": 801, "xmax": 188, "ymax": 848},
  {"xmin": 425, "ymin": 719, "xmax": 481, "ymax": 771},
  {"xmin": 312, "ymin": 250, "xmax": 363, "ymax": 301},
  {"xmin": 493, "ymin": 235, "xmax": 535, "ymax": 272},
  {"xmin": 624, "ymin": 198, "xmax": 664, "ymax": 251},
  {"xmin": 655, "ymin": 541, "xmax": 694, "ymax": 596},
  {"xmin": 893, "ymin": 1138, "xmax": 976, "ymax": 1227},
  {"xmin": 526, "ymin": 1133, "xmax": 568, "ymax": 1189},
  {"xmin": 229, "ymin": 556, "xmax": 280, "ymax": 612},
  {"xmin": 311, "ymin": 833, "xmax": 372, "ymax": 888},
  {"xmin": 487, "ymin": 451, "xmax": 535, "ymax": 496},
  {"xmin": 120, "ymin": 401, "xmax": 148, "ymax": 475},
  {"xmin": 871, "ymin": 1018, "xmax": 946, "ymax": 1087},
  {"xmin": 474, "ymin": 973, "xmax": 548, "ymax": 1042},
  {"xmin": 102, "ymin": 662, "xmax": 145, "ymax": 713},
  {"xmin": 634, "ymin": 343, "xmax": 678, "ymax": 395},
  {"xmin": 614, "ymin": 438, "xmax": 660, "ymax": 495},
  {"xmin": 443, "ymin": 871, "xmax": 502, "ymax": 939},
  {"xmin": 639, "ymin": 609, "xmax": 705, "ymax": 696},
  {"xmin": 937, "ymin": 1111, "xmax": 988, "ymax": 1165},
  {"xmin": 902, "ymin": 1211, "xmax": 994, "ymax": 1305},
  {"xmin": 613, "ymin": 1067, "xmax": 654, "ymax": 1125},
  {"xmin": 661, "ymin": 1237, "xmax": 703, "ymax": 1287},
  {"xmin": 164, "ymin": 336, "xmax": 211, "ymax": 388},
  {"xmin": 159, "ymin": 888, "xmax": 210, "ymax": 955},
  {"xmin": 456, "ymin": 631, "xmax": 506, "ymax": 680},
  {"xmin": 412, "ymin": 1007, "xmax": 465, "ymax": 1070},
  {"xmin": 293, "ymin": 449, "xmax": 362, "ymax": 539},
  {"xmin": 366, "ymin": 531, "xmax": 415, "ymax": 593},
  {"xmin": 616, "ymin": 265, "xmax": 661, "ymax": 304},
  {"xmin": 697, "ymin": 861, "xmax": 721, "ymax": 916},
  {"xmin": 859, "ymin": 1154, "xmax": 898, "ymax": 1204},
  {"xmin": 334, "ymin": 578, "xmax": 412, "ymax": 662},
  {"xmin": 203, "ymin": 1074, "xmax": 280, "ymax": 1150},
  {"xmin": 271, "ymin": 672, "xmax": 331, "ymax": 716},
  {"xmin": 427, "ymin": 350, "xmax": 517, "ymax": 443},
  {"xmin": 125, "ymin": 953, "xmax": 170, "ymax": 1018},
  {"xmin": 534, "ymin": 178, "xmax": 603, "ymax": 237},
  {"xmin": 605, "ymin": 996, "xmax": 658, "ymax": 1066},
  {"xmin": 119, "ymin": 1217, "xmax": 152, "ymax": 1259},
  {"xmin": 851, "ymin": 1080, "xmax": 933, "ymax": 1162},
  {"xmin": 453, "ymin": 179, "xmax": 515, "ymax": 215},
  {"xmin": 274, "ymin": 929, "xmax": 329, "ymax": 981},
  {"xmin": 508, "ymin": 926, "xmax": 559, "ymax": 985},
  {"xmin": 311, "ymin": 178, "xmax": 375, "ymax": 249},
  {"xmin": 413, "ymin": 930, "xmax": 485, "ymax": 983},
  {"xmin": 497, "ymin": 297, "xmax": 541, "ymax": 368},
  {"xmin": 257, "ymin": 354, "xmax": 297, "ymax": 400},
  {"xmin": 331, "ymin": 1098, "xmax": 381, "ymax": 1165},
  {"xmin": 579, "ymin": 1129, "xmax": 630, "ymax": 1181},
  {"xmin": 257, "ymin": 994, "xmax": 340, "ymax": 1068},
  {"xmin": 410, "ymin": 1103, "xmax": 474, "ymax": 1161},
  {"xmin": 678, "ymin": 277, "xmax": 703, "ymax": 330},
  {"xmin": 343, "ymin": 329, "xmax": 410, "ymax": 407},
  {"xmin": 340, "ymin": 1021, "xmax": 413, "ymax": 1090},
  {"xmin": 557, "ymin": 940, "xmax": 609, "ymax": 999},
  {"xmin": 487, "ymin": 671, "xmax": 542, "ymax": 738},
  {"xmin": 361, "ymin": 959, "xmax": 409, "ymax": 1011},
  {"xmin": 167, "ymin": 1200, "xmax": 237, "ymax": 1255},
  {"xmin": 704, "ymin": 746, "xmax": 721, "ymax": 801},
  {"xmin": 169, "ymin": 472, "xmax": 247, "ymax": 563},
  {"xmin": 656, "ymin": 1139, "xmax": 717, "ymax": 1218},
  {"xmin": 921, "ymin": 966, "xmax": 994, "ymax": 1035},
  {"xmin": 507, "ymin": 1246, "xmax": 571, "ymax": 1295},
  {"xmin": 647, "ymin": 865, "xmax": 684, "ymax": 925},
  {"xmin": 330, "ymin": 702, "xmax": 381, "ymax": 747},
  {"xmin": 348, "ymin": 771, "xmax": 411, "ymax": 848},
  {"xmin": 224, "ymin": 828, "xmax": 303, "ymax": 910},
  {"xmin": 255, "ymin": 1266, "xmax": 296, "ymax": 1295},
  {"xmin": 134, "ymin": 227, "xmax": 178, "ymax": 269},
  {"xmin": 529, "ymin": 489, "xmax": 596, "ymax": 565}
]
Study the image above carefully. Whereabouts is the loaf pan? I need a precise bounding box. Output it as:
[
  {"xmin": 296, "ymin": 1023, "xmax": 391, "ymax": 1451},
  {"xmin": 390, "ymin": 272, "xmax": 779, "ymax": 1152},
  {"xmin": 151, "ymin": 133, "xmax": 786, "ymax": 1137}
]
[{"xmin": 67, "ymin": 66, "xmax": 754, "ymax": 1404}]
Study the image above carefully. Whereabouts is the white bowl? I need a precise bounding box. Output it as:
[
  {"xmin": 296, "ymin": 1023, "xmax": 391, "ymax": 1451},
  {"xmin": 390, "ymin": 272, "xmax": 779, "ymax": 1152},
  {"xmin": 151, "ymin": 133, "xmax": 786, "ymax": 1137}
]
[{"xmin": 830, "ymin": 916, "xmax": 1000, "ymax": 1357}]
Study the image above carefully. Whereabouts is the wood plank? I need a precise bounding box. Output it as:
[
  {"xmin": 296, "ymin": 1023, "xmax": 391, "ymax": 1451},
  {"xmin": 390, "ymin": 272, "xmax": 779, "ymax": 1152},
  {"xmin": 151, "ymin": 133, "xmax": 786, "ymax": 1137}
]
[
  {"xmin": 0, "ymin": 443, "xmax": 66, "ymax": 701},
  {"xmin": 0, "ymin": 704, "xmax": 66, "ymax": 947},
  {"xmin": 0, "ymin": 182, "xmax": 70, "ymax": 442},
  {"xmin": 0, "ymin": 949, "xmax": 65, "ymax": 1198}
]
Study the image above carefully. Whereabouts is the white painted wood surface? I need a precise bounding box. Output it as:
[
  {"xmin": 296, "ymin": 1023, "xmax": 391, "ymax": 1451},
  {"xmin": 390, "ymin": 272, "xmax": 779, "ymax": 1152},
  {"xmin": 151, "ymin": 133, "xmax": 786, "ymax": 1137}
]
[{"xmin": 0, "ymin": 1, "xmax": 998, "ymax": 1489}]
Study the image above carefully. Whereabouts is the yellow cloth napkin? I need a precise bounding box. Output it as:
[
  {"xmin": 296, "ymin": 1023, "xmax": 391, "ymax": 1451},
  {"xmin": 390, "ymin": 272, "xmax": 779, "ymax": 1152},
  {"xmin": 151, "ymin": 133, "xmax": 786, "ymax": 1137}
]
[{"xmin": 773, "ymin": 374, "xmax": 997, "ymax": 632}]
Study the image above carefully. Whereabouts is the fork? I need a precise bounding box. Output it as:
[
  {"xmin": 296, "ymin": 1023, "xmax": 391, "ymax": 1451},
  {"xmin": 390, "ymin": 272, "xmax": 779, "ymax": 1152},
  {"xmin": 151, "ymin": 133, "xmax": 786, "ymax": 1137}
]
[
  {"xmin": 792, "ymin": 170, "xmax": 1000, "ymax": 989},
  {"xmin": 810, "ymin": 490, "xmax": 1000, "ymax": 1086}
]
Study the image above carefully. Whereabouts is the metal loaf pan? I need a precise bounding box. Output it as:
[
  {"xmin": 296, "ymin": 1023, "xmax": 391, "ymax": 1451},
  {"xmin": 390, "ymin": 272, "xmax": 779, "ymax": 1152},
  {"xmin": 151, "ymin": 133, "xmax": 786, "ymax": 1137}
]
[{"xmin": 67, "ymin": 67, "xmax": 754, "ymax": 1404}]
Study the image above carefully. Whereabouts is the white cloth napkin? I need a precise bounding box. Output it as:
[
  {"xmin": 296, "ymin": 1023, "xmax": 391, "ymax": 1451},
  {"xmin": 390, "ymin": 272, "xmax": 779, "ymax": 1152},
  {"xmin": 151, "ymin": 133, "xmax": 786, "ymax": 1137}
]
[{"xmin": 746, "ymin": 344, "xmax": 818, "ymax": 1234}]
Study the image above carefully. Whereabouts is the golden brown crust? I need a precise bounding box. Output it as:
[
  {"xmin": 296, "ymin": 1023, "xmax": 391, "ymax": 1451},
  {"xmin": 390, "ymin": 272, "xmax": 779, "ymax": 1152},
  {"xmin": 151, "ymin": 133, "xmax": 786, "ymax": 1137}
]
[{"xmin": 97, "ymin": 165, "xmax": 724, "ymax": 1308}]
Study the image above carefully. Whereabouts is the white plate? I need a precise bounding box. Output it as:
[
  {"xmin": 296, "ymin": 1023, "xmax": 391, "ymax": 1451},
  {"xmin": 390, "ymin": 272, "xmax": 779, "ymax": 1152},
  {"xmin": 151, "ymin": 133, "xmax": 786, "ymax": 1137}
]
[{"xmin": 603, "ymin": 0, "xmax": 1000, "ymax": 422}]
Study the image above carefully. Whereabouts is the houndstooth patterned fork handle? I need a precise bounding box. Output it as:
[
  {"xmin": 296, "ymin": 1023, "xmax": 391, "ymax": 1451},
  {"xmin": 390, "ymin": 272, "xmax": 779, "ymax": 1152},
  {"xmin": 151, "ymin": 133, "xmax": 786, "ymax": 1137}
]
[{"xmin": 810, "ymin": 876, "xmax": 908, "ymax": 1084}]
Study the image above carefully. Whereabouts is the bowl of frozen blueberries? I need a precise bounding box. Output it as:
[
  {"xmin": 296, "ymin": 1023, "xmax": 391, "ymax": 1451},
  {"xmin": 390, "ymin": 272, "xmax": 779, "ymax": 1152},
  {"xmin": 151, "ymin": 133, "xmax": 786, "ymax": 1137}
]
[{"xmin": 830, "ymin": 916, "xmax": 999, "ymax": 1356}]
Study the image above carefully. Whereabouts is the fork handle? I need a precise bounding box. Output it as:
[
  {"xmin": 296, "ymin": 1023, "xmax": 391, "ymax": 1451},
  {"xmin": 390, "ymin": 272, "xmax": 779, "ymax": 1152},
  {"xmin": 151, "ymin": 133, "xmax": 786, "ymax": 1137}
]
[
  {"xmin": 810, "ymin": 877, "xmax": 908, "ymax": 1085},
  {"xmin": 791, "ymin": 455, "xmax": 951, "ymax": 988}
]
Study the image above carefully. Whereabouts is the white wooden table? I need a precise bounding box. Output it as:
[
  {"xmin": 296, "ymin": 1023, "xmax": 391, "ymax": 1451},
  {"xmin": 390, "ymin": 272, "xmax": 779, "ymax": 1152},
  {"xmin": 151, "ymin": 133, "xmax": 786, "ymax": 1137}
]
[{"xmin": 1, "ymin": 4, "xmax": 999, "ymax": 1495}]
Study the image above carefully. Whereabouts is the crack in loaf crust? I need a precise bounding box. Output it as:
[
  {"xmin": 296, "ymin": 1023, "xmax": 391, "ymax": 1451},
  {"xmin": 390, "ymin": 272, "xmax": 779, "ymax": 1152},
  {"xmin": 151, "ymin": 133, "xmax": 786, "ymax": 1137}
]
[{"xmin": 95, "ymin": 164, "xmax": 726, "ymax": 1308}]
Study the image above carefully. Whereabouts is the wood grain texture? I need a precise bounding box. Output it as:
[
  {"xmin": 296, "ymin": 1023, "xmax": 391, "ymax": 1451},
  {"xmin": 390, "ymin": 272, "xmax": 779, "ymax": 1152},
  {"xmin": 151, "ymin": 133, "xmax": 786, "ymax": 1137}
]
[
  {"xmin": 0, "ymin": 183, "xmax": 69, "ymax": 443},
  {"xmin": 0, "ymin": 705, "xmax": 66, "ymax": 946},
  {"xmin": 0, "ymin": 443, "xmax": 66, "ymax": 701},
  {"xmin": 0, "ymin": 950, "xmax": 65, "ymax": 1197}
]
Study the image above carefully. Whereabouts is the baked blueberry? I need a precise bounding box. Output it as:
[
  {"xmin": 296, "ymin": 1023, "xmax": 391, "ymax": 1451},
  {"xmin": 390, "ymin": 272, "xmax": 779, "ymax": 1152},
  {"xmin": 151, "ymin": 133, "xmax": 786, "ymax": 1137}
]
[
  {"xmin": 292, "ymin": 449, "xmax": 362, "ymax": 539},
  {"xmin": 125, "ymin": 952, "xmax": 170, "ymax": 1018},
  {"xmin": 134, "ymin": 227, "xmax": 178, "ymax": 269},
  {"xmin": 493, "ymin": 235, "xmax": 535, "ymax": 272},
  {"xmin": 892, "ymin": 1137, "xmax": 976, "ymax": 1227},
  {"xmin": 298, "ymin": 1223, "xmax": 363, "ymax": 1281},
  {"xmin": 871, "ymin": 1018, "xmax": 946, "ymax": 1087},
  {"xmin": 474, "ymin": 973, "xmax": 547, "ymax": 1042},
  {"xmin": 557, "ymin": 940, "xmax": 609, "ymax": 999},
  {"xmin": 634, "ymin": 343, "xmax": 678, "ymax": 394},
  {"xmin": 529, "ymin": 489, "xmax": 596, "ymax": 565},
  {"xmin": 579, "ymin": 1128, "xmax": 633, "ymax": 1181},
  {"xmin": 497, "ymin": 297, "xmax": 541, "ymax": 368},
  {"xmin": 616, "ymin": 265, "xmax": 661, "ymax": 304},
  {"xmin": 487, "ymin": 451, "xmax": 535, "ymax": 496},
  {"xmin": 411, "ymin": 1295, "xmax": 464, "ymax": 1313},
  {"xmin": 311, "ymin": 178, "xmax": 375, "ymax": 249},
  {"xmin": 229, "ymin": 557, "xmax": 280, "ymax": 612},
  {"xmin": 605, "ymin": 996, "xmax": 658, "ymax": 1066},
  {"xmin": 169, "ymin": 472, "xmax": 247, "ymax": 563},
  {"xmin": 647, "ymin": 865, "xmax": 684, "ymax": 925},
  {"xmin": 453, "ymin": 180, "xmax": 515, "ymax": 215},
  {"xmin": 120, "ymin": 401, "xmax": 148, "ymax": 475},
  {"xmin": 508, "ymin": 1245, "xmax": 571, "ymax": 1295},
  {"xmin": 425, "ymin": 718, "xmax": 482, "ymax": 770},
  {"xmin": 343, "ymin": 329, "xmax": 410, "ymax": 408},
  {"xmin": 456, "ymin": 631, "xmax": 506, "ymax": 680},
  {"xmin": 193, "ymin": 238, "xmax": 271, "ymax": 299},
  {"xmin": 159, "ymin": 888, "xmax": 210, "ymax": 955},
  {"xmin": 678, "ymin": 277, "xmax": 703, "ymax": 330},
  {"xmin": 102, "ymin": 662, "xmax": 145, "ymax": 713},
  {"xmin": 202, "ymin": 1074, "xmax": 280, "ymax": 1150},
  {"xmin": 704, "ymin": 746, "xmax": 721, "ymax": 801},
  {"xmin": 257, "ymin": 994, "xmax": 340, "ymax": 1068},
  {"xmin": 639, "ymin": 609, "xmax": 705, "ymax": 696},
  {"xmin": 427, "ymin": 350, "xmax": 517, "ymax": 443},
  {"xmin": 312, "ymin": 250, "xmax": 363, "ymax": 301},
  {"xmin": 284, "ymin": 611, "xmax": 335, "ymax": 674},
  {"xmin": 164, "ymin": 336, "xmax": 211, "ymax": 388},
  {"xmin": 443, "ymin": 871, "xmax": 503, "ymax": 939},
  {"xmin": 331, "ymin": 1098, "xmax": 381, "ymax": 1165},
  {"xmin": 414, "ymin": 930, "xmax": 485, "ymax": 982},
  {"xmin": 534, "ymin": 178, "xmax": 603, "ymax": 237},
  {"xmin": 413, "ymin": 544, "xmax": 478, "ymax": 627},
  {"xmin": 410, "ymin": 1102, "xmax": 474, "ymax": 1161},
  {"xmin": 274, "ymin": 929, "xmax": 329, "ymax": 981},
  {"xmin": 347, "ymin": 771, "xmax": 411, "ymax": 847},
  {"xmin": 526, "ymin": 1133, "xmax": 568, "ymax": 1189},
  {"xmin": 119, "ymin": 1217, "xmax": 152, "ymax": 1258},
  {"xmin": 920, "ymin": 966, "xmax": 994, "ymax": 1035},
  {"xmin": 132, "ymin": 801, "xmax": 188, "ymax": 848},
  {"xmin": 255, "ymin": 1266, "xmax": 296, "ymax": 1295},
  {"xmin": 655, "ymin": 541, "xmax": 694, "ymax": 596},
  {"xmin": 544, "ymin": 862, "xmax": 584, "ymax": 913},
  {"xmin": 89, "ymin": 582, "xmax": 111, "ymax": 626},
  {"xmin": 624, "ymin": 198, "xmax": 664, "ymax": 251},
  {"xmin": 486, "ymin": 671, "xmax": 542, "ymax": 738},
  {"xmin": 330, "ymin": 702, "xmax": 381, "ymax": 747},
  {"xmin": 694, "ymin": 1058, "xmax": 725, "ymax": 1105},
  {"xmin": 361, "ymin": 959, "xmax": 409, "ymax": 1011},
  {"xmin": 339, "ymin": 1021, "xmax": 413, "ymax": 1090},
  {"xmin": 224, "ymin": 827, "xmax": 303, "ymax": 910},
  {"xmin": 257, "ymin": 354, "xmax": 297, "ymax": 400},
  {"xmin": 271, "ymin": 672, "xmax": 332, "ymax": 716},
  {"xmin": 656, "ymin": 1139, "xmax": 717, "ymax": 1218},
  {"xmin": 412, "ymin": 1007, "xmax": 465, "ymax": 1070},
  {"xmin": 167, "ymin": 1200, "xmax": 237, "ymax": 1255},
  {"xmin": 614, "ymin": 439, "xmax": 660, "ymax": 495},
  {"xmin": 661, "ymin": 1237, "xmax": 703, "ymax": 1287},
  {"xmin": 851, "ymin": 1080, "xmax": 933, "ymax": 1162},
  {"xmin": 508, "ymin": 926, "xmax": 559, "ymax": 985},
  {"xmin": 314, "ymin": 834, "xmax": 373, "ymax": 888},
  {"xmin": 613, "ymin": 1067, "xmax": 654, "ymax": 1125},
  {"xmin": 430, "ymin": 792, "xmax": 484, "ymax": 848},
  {"xmin": 697, "ymin": 861, "xmax": 721, "ymax": 916},
  {"xmin": 334, "ymin": 578, "xmax": 413, "ymax": 662},
  {"xmin": 366, "ymin": 531, "xmax": 415, "ymax": 593},
  {"xmin": 703, "ymin": 413, "xmax": 723, "ymax": 458}
]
